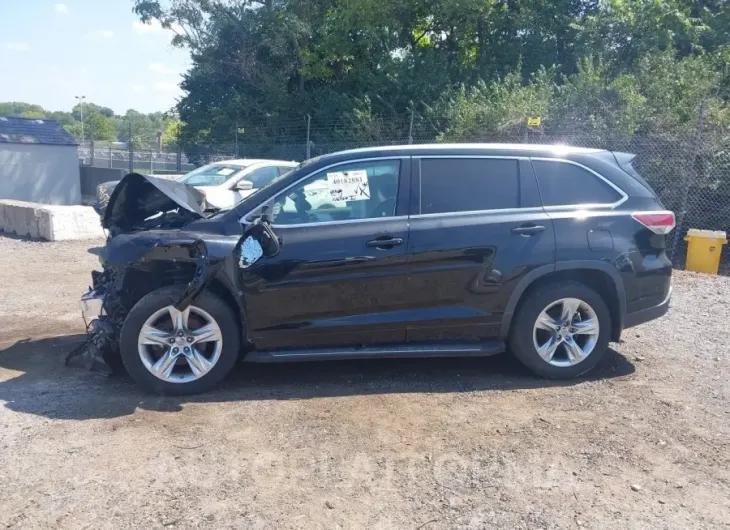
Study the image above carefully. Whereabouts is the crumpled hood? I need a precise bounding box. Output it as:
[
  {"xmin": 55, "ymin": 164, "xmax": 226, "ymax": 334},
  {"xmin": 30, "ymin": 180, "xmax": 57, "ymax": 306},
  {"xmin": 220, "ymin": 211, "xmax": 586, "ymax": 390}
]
[{"xmin": 102, "ymin": 172, "xmax": 208, "ymax": 232}]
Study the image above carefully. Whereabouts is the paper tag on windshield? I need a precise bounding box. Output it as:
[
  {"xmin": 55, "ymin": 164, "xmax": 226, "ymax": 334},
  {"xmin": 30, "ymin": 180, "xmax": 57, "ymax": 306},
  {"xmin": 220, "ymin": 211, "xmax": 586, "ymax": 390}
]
[
  {"xmin": 326, "ymin": 170, "xmax": 370, "ymax": 202},
  {"xmin": 217, "ymin": 168, "xmax": 236, "ymax": 176}
]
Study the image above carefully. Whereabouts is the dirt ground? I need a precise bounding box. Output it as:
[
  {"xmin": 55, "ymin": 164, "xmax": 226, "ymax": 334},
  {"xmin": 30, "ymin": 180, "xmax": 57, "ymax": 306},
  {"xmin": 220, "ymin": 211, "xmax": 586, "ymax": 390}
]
[{"xmin": 0, "ymin": 235, "xmax": 728, "ymax": 529}]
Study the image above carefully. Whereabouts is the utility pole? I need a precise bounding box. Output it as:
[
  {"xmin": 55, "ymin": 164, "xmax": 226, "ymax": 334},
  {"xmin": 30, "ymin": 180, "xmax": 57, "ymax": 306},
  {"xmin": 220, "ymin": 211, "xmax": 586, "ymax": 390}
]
[
  {"xmin": 176, "ymin": 121, "xmax": 182, "ymax": 172},
  {"xmin": 235, "ymin": 121, "xmax": 239, "ymax": 158},
  {"xmin": 408, "ymin": 107, "xmax": 414, "ymax": 145},
  {"xmin": 128, "ymin": 120, "xmax": 134, "ymax": 173},
  {"xmin": 75, "ymin": 95, "xmax": 86, "ymax": 145},
  {"xmin": 306, "ymin": 114, "xmax": 311, "ymax": 159}
]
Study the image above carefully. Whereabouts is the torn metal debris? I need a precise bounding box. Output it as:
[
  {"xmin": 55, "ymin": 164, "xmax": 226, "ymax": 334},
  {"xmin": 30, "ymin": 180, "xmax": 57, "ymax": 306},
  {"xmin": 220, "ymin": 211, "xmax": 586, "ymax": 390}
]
[{"xmin": 67, "ymin": 267, "xmax": 128, "ymax": 375}]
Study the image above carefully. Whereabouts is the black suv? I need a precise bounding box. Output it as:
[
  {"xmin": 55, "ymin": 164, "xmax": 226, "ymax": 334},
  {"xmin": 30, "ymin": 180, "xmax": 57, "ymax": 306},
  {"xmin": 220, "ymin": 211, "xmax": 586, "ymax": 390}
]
[{"xmin": 77, "ymin": 144, "xmax": 674, "ymax": 394}]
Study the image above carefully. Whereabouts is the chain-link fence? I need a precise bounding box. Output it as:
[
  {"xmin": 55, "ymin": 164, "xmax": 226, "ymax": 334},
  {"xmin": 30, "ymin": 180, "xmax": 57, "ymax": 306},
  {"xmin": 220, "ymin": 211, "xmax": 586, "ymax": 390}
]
[
  {"xmin": 77, "ymin": 124, "xmax": 730, "ymax": 273},
  {"xmin": 78, "ymin": 141, "xmax": 196, "ymax": 173}
]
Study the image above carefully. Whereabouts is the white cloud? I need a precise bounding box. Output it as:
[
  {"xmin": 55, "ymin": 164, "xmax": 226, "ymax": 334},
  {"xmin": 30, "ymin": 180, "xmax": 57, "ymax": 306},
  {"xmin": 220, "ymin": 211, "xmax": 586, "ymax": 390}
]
[
  {"xmin": 85, "ymin": 29, "xmax": 114, "ymax": 40},
  {"xmin": 6, "ymin": 42, "xmax": 29, "ymax": 52},
  {"xmin": 149, "ymin": 62, "xmax": 178, "ymax": 75},
  {"xmin": 55, "ymin": 3, "xmax": 69, "ymax": 14},
  {"xmin": 153, "ymin": 82, "xmax": 179, "ymax": 92},
  {"xmin": 130, "ymin": 84, "xmax": 146, "ymax": 93}
]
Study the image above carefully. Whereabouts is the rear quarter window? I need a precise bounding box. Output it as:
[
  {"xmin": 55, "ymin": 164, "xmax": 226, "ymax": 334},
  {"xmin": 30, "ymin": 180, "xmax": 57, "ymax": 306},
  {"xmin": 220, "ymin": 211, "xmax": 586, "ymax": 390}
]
[{"xmin": 532, "ymin": 160, "xmax": 622, "ymax": 206}]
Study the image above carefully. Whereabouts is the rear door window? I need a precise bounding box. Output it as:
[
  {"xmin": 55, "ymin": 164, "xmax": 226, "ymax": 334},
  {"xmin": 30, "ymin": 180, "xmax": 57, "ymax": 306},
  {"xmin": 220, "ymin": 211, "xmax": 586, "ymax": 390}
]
[
  {"xmin": 419, "ymin": 158, "xmax": 520, "ymax": 214},
  {"xmin": 532, "ymin": 160, "xmax": 622, "ymax": 206}
]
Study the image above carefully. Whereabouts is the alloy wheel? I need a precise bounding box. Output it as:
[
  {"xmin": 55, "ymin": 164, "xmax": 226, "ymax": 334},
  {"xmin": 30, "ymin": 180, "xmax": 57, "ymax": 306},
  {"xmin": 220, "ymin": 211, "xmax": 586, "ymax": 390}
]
[
  {"xmin": 137, "ymin": 305, "xmax": 223, "ymax": 383},
  {"xmin": 532, "ymin": 297, "xmax": 600, "ymax": 367}
]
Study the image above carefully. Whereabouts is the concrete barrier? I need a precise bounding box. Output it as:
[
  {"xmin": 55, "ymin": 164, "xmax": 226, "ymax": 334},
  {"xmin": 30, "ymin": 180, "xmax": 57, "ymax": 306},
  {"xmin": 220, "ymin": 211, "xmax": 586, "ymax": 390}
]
[{"xmin": 0, "ymin": 200, "xmax": 105, "ymax": 241}]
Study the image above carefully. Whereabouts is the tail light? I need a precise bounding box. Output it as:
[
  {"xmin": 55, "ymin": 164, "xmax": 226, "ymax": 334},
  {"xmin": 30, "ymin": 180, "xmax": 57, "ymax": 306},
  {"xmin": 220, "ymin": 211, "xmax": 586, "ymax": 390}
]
[{"xmin": 631, "ymin": 211, "xmax": 676, "ymax": 235}]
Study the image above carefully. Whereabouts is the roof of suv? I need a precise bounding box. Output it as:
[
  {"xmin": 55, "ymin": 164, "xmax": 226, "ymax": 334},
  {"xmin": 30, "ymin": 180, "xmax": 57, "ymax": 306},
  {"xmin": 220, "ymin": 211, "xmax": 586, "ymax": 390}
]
[{"xmin": 332, "ymin": 143, "xmax": 605, "ymax": 158}]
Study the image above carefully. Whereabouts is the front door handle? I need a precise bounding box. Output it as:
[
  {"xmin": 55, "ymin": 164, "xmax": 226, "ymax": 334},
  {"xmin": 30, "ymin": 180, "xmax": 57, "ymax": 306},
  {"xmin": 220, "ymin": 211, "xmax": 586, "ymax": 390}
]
[
  {"xmin": 512, "ymin": 224, "xmax": 546, "ymax": 236},
  {"xmin": 366, "ymin": 237, "xmax": 404, "ymax": 249}
]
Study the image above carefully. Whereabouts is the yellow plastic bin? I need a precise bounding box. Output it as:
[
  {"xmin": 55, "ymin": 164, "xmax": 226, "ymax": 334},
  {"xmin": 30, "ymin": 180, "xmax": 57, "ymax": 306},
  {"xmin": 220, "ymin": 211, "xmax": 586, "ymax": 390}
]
[{"xmin": 684, "ymin": 229, "xmax": 727, "ymax": 275}]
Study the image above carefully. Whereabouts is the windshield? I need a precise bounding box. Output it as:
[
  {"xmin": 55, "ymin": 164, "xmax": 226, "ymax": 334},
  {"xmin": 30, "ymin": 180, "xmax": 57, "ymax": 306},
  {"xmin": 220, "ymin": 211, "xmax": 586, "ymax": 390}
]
[{"xmin": 182, "ymin": 164, "xmax": 244, "ymax": 187}]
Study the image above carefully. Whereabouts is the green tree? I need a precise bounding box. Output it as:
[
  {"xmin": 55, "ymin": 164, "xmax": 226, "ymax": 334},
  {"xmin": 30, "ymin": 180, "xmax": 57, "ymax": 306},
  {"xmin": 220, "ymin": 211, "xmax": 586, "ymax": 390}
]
[
  {"xmin": 162, "ymin": 118, "xmax": 183, "ymax": 147},
  {"xmin": 435, "ymin": 69, "xmax": 555, "ymax": 141},
  {"xmin": 48, "ymin": 111, "xmax": 76, "ymax": 127},
  {"xmin": 132, "ymin": 0, "xmax": 730, "ymax": 149},
  {"xmin": 72, "ymin": 102, "xmax": 114, "ymax": 121},
  {"xmin": 85, "ymin": 113, "xmax": 117, "ymax": 141},
  {"xmin": 116, "ymin": 109, "xmax": 162, "ymax": 148},
  {"xmin": 0, "ymin": 100, "xmax": 187, "ymax": 146},
  {"xmin": 64, "ymin": 121, "xmax": 83, "ymax": 139},
  {"xmin": 0, "ymin": 102, "xmax": 47, "ymax": 117}
]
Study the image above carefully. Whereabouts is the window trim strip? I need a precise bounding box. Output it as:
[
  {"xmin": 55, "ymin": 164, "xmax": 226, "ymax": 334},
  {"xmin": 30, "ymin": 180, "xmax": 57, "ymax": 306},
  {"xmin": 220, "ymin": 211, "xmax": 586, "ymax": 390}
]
[
  {"xmin": 410, "ymin": 206, "xmax": 545, "ymax": 220},
  {"xmin": 269, "ymin": 215, "xmax": 410, "ymax": 229}
]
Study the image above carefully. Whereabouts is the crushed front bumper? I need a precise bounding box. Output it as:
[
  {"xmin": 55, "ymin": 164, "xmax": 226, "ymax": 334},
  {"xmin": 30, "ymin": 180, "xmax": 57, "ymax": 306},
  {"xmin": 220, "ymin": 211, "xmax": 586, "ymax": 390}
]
[
  {"xmin": 66, "ymin": 289, "xmax": 116, "ymax": 375},
  {"xmin": 80, "ymin": 290, "xmax": 105, "ymax": 323}
]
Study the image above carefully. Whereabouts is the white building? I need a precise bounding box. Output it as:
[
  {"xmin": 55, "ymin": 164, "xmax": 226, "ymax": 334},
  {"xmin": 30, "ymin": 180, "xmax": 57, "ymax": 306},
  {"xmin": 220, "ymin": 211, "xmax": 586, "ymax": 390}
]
[{"xmin": 0, "ymin": 116, "xmax": 81, "ymax": 204}]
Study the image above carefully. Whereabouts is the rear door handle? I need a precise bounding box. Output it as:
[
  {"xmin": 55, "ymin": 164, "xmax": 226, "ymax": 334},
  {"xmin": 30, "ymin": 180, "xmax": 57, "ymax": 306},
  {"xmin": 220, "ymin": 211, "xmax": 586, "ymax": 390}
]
[
  {"xmin": 366, "ymin": 237, "xmax": 404, "ymax": 249},
  {"xmin": 512, "ymin": 224, "xmax": 546, "ymax": 236}
]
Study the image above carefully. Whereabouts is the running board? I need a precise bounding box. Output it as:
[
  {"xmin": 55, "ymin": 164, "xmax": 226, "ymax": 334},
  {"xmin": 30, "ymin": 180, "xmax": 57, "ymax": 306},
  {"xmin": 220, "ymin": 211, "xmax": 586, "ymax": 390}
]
[{"xmin": 243, "ymin": 341, "xmax": 505, "ymax": 363}]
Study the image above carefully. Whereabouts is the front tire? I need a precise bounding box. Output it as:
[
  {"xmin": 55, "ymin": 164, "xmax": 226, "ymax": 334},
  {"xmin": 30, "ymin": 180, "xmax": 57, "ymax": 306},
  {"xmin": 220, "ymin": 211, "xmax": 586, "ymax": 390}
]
[
  {"xmin": 119, "ymin": 286, "xmax": 240, "ymax": 395},
  {"xmin": 508, "ymin": 281, "xmax": 611, "ymax": 379}
]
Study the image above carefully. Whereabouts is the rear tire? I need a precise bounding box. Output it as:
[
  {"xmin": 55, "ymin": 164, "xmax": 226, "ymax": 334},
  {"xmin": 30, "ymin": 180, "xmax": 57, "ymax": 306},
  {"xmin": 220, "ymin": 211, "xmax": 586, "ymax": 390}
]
[
  {"xmin": 119, "ymin": 285, "xmax": 240, "ymax": 395},
  {"xmin": 508, "ymin": 281, "xmax": 611, "ymax": 379}
]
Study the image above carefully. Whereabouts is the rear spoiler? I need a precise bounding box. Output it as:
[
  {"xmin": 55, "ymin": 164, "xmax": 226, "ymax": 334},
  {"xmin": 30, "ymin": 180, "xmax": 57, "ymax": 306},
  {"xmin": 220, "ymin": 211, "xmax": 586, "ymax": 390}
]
[
  {"xmin": 611, "ymin": 151, "xmax": 658, "ymax": 196},
  {"xmin": 612, "ymin": 151, "xmax": 636, "ymax": 167}
]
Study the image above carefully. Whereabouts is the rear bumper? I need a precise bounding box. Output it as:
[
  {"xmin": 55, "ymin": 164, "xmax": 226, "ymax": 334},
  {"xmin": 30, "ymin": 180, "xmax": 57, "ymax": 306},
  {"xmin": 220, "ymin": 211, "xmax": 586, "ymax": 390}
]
[{"xmin": 623, "ymin": 288, "xmax": 671, "ymax": 329}]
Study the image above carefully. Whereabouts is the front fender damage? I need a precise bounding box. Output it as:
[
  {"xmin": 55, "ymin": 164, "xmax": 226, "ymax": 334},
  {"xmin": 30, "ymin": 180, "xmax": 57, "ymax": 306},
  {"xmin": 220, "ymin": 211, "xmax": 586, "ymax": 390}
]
[{"xmin": 66, "ymin": 238, "xmax": 228, "ymax": 375}]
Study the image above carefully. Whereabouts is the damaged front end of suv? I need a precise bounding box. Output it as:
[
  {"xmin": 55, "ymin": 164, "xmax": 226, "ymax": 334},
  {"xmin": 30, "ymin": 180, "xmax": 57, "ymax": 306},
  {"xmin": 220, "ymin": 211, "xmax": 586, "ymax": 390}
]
[{"xmin": 67, "ymin": 172, "xmax": 278, "ymax": 377}]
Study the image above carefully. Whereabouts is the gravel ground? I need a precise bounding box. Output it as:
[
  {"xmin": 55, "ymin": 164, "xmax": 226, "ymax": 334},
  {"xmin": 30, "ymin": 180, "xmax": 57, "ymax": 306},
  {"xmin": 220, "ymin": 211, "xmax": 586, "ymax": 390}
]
[{"xmin": 0, "ymin": 235, "xmax": 728, "ymax": 529}]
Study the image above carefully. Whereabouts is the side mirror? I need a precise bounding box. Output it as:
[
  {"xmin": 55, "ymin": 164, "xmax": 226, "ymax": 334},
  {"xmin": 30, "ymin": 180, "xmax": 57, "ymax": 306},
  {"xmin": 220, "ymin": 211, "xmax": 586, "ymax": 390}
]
[
  {"xmin": 233, "ymin": 179, "xmax": 254, "ymax": 191},
  {"xmin": 237, "ymin": 213, "xmax": 280, "ymax": 268}
]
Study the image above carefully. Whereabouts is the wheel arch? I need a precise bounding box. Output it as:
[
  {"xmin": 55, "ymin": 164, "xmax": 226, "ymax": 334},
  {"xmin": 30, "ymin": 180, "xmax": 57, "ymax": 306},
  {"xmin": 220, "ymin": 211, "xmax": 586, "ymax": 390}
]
[
  {"xmin": 120, "ymin": 259, "xmax": 248, "ymax": 347},
  {"xmin": 499, "ymin": 261, "xmax": 626, "ymax": 342}
]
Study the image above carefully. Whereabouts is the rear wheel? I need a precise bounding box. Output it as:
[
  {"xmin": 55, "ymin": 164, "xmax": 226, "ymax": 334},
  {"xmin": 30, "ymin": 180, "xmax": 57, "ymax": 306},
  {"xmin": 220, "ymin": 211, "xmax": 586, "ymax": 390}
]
[
  {"xmin": 119, "ymin": 286, "xmax": 240, "ymax": 395},
  {"xmin": 509, "ymin": 281, "xmax": 611, "ymax": 379}
]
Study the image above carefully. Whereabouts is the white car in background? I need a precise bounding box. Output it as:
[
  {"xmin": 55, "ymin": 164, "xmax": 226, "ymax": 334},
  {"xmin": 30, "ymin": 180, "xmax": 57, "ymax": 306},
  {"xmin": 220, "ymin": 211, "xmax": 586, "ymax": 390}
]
[{"xmin": 181, "ymin": 159, "xmax": 298, "ymax": 209}]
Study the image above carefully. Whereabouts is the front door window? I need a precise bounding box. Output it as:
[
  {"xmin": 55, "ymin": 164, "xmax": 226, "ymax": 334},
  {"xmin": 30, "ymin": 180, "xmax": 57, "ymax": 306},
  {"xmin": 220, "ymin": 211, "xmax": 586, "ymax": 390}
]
[{"xmin": 255, "ymin": 160, "xmax": 401, "ymax": 225}]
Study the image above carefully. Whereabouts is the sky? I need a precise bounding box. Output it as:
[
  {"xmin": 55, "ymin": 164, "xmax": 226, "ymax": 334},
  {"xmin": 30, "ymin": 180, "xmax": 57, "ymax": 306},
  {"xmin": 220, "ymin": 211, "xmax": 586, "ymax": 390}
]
[{"xmin": 0, "ymin": 0, "xmax": 192, "ymax": 114}]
